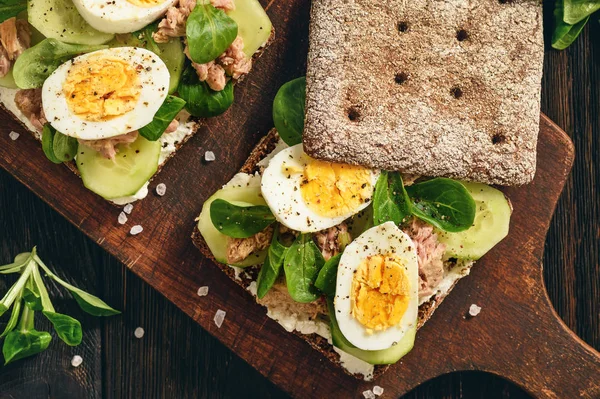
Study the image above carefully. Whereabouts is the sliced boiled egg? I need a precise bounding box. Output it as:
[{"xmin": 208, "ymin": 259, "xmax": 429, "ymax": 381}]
[
  {"xmin": 335, "ymin": 222, "xmax": 419, "ymax": 351},
  {"xmin": 42, "ymin": 47, "xmax": 169, "ymax": 140},
  {"xmin": 72, "ymin": 0, "xmax": 177, "ymax": 34},
  {"xmin": 260, "ymin": 144, "xmax": 379, "ymax": 233}
]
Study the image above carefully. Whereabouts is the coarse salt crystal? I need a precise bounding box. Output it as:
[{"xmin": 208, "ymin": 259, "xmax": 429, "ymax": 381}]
[
  {"xmin": 118, "ymin": 212, "xmax": 128, "ymax": 225},
  {"xmin": 134, "ymin": 327, "xmax": 145, "ymax": 338},
  {"xmin": 363, "ymin": 390, "xmax": 376, "ymax": 399},
  {"xmin": 204, "ymin": 151, "xmax": 215, "ymax": 162},
  {"xmin": 469, "ymin": 304, "xmax": 482, "ymax": 317},
  {"xmin": 373, "ymin": 386, "xmax": 384, "ymax": 396},
  {"xmin": 214, "ymin": 309, "xmax": 226, "ymax": 328},
  {"xmin": 155, "ymin": 183, "xmax": 166, "ymax": 196},
  {"xmin": 130, "ymin": 225, "xmax": 143, "ymax": 235},
  {"xmin": 197, "ymin": 286, "xmax": 209, "ymax": 297},
  {"xmin": 71, "ymin": 355, "xmax": 83, "ymax": 367},
  {"xmin": 9, "ymin": 131, "xmax": 19, "ymax": 141},
  {"xmin": 123, "ymin": 203, "xmax": 133, "ymax": 214}
]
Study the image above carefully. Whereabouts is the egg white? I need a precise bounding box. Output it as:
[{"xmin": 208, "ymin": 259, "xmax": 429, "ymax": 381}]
[
  {"xmin": 42, "ymin": 47, "xmax": 170, "ymax": 140},
  {"xmin": 334, "ymin": 222, "xmax": 419, "ymax": 351},
  {"xmin": 260, "ymin": 144, "xmax": 379, "ymax": 233},
  {"xmin": 73, "ymin": 0, "xmax": 177, "ymax": 34}
]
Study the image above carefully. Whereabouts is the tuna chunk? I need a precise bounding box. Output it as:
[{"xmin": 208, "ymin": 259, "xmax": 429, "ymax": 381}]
[
  {"xmin": 226, "ymin": 226, "xmax": 273, "ymax": 264},
  {"xmin": 0, "ymin": 18, "xmax": 30, "ymax": 77},
  {"xmin": 183, "ymin": 36, "xmax": 252, "ymax": 92},
  {"xmin": 0, "ymin": 47, "xmax": 11, "ymax": 78},
  {"xmin": 218, "ymin": 36, "xmax": 252, "ymax": 80},
  {"xmin": 78, "ymin": 131, "xmax": 139, "ymax": 160},
  {"xmin": 153, "ymin": 0, "xmax": 234, "ymax": 43},
  {"xmin": 313, "ymin": 222, "xmax": 350, "ymax": 261},
  {"xmin": 165, "ymin": 119, "xmax": 179, "ymax": 134},
  {"xmin": 14, "ymin": 89, "xmax": 47, "ymax": 132},
  {"xmin": 211, "ymin": 0, "xmax": 235, "ymax": 11},
  {"xmin": 257, "ymin": 282, "xmax": 327, "ymax": 321},
  {"xmin": 404, "ymin": 218, "xmax": 446, "ymax": 299},
  {"xmin": 77, "ymin": 118, "xmax": 178, "ymax": 160}
]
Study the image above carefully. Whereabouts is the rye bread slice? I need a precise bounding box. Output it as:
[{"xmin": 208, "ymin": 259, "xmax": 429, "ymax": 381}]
[
  {"xmin": 0, "ymin": 27, "xmax": 275, "ymax": 203},
  {"xmin": 303, "ymin": 0, "xmax": 544, "ymax": 186},
  {"xmin": 191, "ymin": 128, "xmax": 475, "ymax": 380}
]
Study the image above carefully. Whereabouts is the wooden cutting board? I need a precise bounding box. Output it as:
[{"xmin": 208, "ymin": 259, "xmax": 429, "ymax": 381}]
[{"xmin": 1, "ymin": 1, "xmax": 599, "ymax": 397}]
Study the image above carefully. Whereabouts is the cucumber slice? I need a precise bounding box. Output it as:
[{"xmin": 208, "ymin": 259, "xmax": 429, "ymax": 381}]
[
  {"xmin": 28, "ymin": 0, "xmax": 114, "ymax": 45},
  {"xmin": 77, "ymin": 136, "xmax": 160, "ymax": 199},
  {"xmin": 158, "ymin": 39, "xmax": 185, "ymax": 94},
  {"xmin": 327, "ymin": 300, "xmax": 416, "ymax": 365},
  {"xmin": 227, "ymin": 0, "xmax": 272, "ymax": 57},
  {"xmin": 0, "ymin": 69, "xmax": 17, "ymax": 89},
  {"xmin": 197, "ymin": 175, "xmax": 268, "ymax": 267},
  {"xmin": 109, "ymin": 35, "xmax": 184, "ymax": 94},
  {"xmin": 437, "ymin": 182, "xmax": 512, "ymax": 260}
]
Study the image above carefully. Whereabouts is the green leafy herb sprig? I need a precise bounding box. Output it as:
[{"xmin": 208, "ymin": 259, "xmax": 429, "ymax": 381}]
[
  {"xmin": 0, "ymin": 0, "xmax": 26, "ymax": 23},
  {"xmin": 552, "ymin": 0, "xmax": 600, "ymax": 50},
  {"xmin": 42, "ymin": 124, "xmax": 78, "ymax": 164},
  {"xmin": 186, "ymin": 3, "xmax": 238, "ymax": 64},
  {"xmin": 0, "ymin": 248, "xmax": 120, "ymax": 365},
  {"xmin": 272, "ymin": 77, "xmax": 306, "ymax": 147},
  {"xmin": 373, "ymin": 172, "xmax": 476, "ymax": 233},
  {"xmin": 13, "ymin": 39, "xmax": 108, "ymax": 90}
]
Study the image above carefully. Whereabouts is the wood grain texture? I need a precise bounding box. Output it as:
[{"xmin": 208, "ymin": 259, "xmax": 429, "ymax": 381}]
[{"xmin": 0, "ymin": 0, "xmax": 599, "ymax": 398}]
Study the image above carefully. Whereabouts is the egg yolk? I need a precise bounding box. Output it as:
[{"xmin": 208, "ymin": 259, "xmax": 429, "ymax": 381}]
[
  {"xmin": 63, "ymin": 55, "xmax": 141, "ymax": 122},
  {"xmin": 127, "ymin": 0, "xmax": 165, "ymax": 7},
  {"xmin": 351, "ymin": 254, "xmax": 411, "ymax": 333},
  {"xmin": 298, "ymin": 159, "xmax": 372, "ymax": 217}
]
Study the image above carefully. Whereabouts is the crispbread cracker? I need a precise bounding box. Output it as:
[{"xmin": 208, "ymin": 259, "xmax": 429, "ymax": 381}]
[
  {"xmin": 192, "ymin": 128, "xmax": 475, "ymax": 380},
  {"xmin": 303, "ymin": 0, "xmax": 543, "ymax": 185}
]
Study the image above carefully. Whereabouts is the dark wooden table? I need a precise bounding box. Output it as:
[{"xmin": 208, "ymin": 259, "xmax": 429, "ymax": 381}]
[{"xmin": 1, "ymin": 13, "xmax": 598, "ymax": 399}]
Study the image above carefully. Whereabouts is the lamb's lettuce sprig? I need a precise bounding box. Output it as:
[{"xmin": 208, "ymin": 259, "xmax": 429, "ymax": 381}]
[
  {"xmin": 0, "ymin": 248, "xmax": 120, "ymax": 364},
  {"xmin": 552, "ymin": 0, "xmax": 599, "ymax": 50},
  {"xmin": 186, "ymin": 2, "xmax": 237, "ymax": 64},
  {"xmin": 0, "ymin": 0, "xmax": 26, "ymax": 23},
  {"xmin": 13, "ymin": 39, "xmax": 107, "ymax": 89},
  {"xmin": 372, "ymin": 173, "xmax": 476, "ymax": 233}
]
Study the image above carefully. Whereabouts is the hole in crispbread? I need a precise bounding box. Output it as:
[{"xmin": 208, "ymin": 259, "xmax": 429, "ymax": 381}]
[
  {"xmin": 456, "ymin": 29, "xmax": 469, "ymax": 42},
  {"xmin": 492, "ymin": 133, "xmax": 506, "ymax": 144},
  {"xmin": 347, "ymin": 107, "xmax": 361, "ymax": 122},
  {"xmin": 450, "ymin": 86, "xmax": 463, "ymax": 99},
  {"xmin": 394, "ymin": 72, "xmax": 409, "ymax": 85},
  {"xmin": 397, "ymin": 21, "xmax": 409, "ymax": 33}
]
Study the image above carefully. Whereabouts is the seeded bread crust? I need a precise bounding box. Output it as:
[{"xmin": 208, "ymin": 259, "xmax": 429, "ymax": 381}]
[
  {"xmin": 303, "ymin": 0, "xmax": 543, "ymax": 186},
  {"xmin": 191, "ymin": 128, "xmax": 474, "ymax": 380},
  {"xmin": 0, "ymin": 27, "xmax": 275, "ymax": 201}
]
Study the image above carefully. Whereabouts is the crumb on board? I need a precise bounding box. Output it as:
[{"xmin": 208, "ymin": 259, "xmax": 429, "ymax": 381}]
[
  {"xmin": 134, "ymin": 327, "xmax": 145, "ymax": 338},
  {"xmin": 156, "ymin": 183, "xmax": 166, "ymax": 196},
  {"xmin": 214, "ymin": 309, "xmax": 226, "ymax": 328},
  {"xmin": 123, "ymin": 203, "xmax": 133, "ymax": 214},
  {"xmin": 71, "ymin": 355, "xmax": 83, "ymax": 368},
  {"xmin": 469, "ymin": 304, "xmax": 482, "ymax": 317},
  {"xmin": 197, "ymin": 286, "xmax": 209, "ymax": 297},
  {"xmin": 118, "ymin": 212, "xmax": 128, "ymax": 225},
  {"xmin": 130, "ymin": 225, "xmax": 143, "ymax": 235}
]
